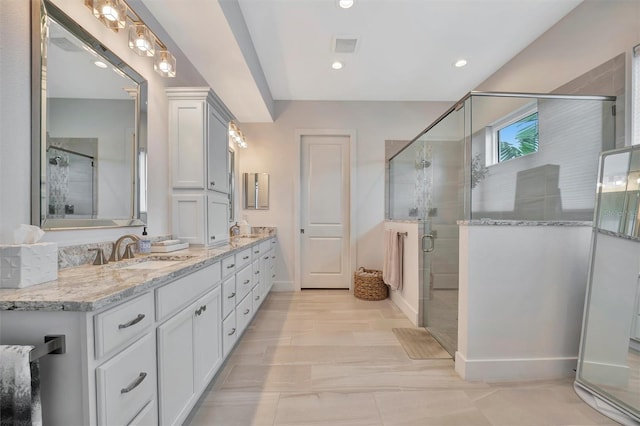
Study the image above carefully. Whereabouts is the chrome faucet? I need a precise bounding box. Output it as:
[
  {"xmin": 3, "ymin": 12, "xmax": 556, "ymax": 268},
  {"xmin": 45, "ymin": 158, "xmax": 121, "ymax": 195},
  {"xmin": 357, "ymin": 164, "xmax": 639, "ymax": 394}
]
[{"xmin": 109, "ymin": 234, "xmax": 141, "ymax": 262}]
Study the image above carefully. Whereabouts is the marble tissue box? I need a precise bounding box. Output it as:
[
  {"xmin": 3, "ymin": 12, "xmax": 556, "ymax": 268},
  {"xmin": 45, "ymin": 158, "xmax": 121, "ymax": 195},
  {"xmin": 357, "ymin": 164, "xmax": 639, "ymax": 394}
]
[{"xmin": 0, "ymin": 243, "xmax": 58, "ymax": 289}]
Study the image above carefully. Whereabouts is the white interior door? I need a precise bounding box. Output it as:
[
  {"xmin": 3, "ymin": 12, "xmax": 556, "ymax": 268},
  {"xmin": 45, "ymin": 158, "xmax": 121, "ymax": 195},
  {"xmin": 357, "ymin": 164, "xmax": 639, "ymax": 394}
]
[{"xmin": 301, "ymin": 135, "xmax": 350, "ymax": 288}]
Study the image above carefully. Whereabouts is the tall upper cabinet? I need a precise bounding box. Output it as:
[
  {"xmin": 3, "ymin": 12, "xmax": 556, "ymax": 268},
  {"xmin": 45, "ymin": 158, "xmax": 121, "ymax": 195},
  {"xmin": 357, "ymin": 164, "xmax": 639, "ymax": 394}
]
[{"xmin": 167, "ymin": 88, "xmax": 234, "ymax": 246}]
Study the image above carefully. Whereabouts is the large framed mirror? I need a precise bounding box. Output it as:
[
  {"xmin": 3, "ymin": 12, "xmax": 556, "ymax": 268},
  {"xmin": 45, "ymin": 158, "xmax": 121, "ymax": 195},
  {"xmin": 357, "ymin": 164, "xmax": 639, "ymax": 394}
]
[{"xmin": 31, "ymin": 0, "xmax": 147, "ymax": 230}]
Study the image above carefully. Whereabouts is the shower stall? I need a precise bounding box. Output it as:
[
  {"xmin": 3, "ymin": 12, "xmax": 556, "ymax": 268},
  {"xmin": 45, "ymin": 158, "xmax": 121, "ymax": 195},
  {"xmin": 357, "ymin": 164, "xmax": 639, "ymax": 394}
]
[{"xmin": 388, "ymin": 91, "xmax": 616, "ymax": 356}]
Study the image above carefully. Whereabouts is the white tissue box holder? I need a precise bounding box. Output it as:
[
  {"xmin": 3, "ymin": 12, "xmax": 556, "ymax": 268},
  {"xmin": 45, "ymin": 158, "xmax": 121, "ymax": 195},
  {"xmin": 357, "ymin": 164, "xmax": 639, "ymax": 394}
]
[{"xmin": 0, "ymin": 243, "xmax": 58, "ymax": 289}]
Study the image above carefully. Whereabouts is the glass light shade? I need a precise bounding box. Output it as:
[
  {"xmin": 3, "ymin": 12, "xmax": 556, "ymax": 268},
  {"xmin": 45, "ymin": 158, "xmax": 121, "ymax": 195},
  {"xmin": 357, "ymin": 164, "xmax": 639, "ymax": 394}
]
[
  {"xmin": 128, "ymin": 24, "xmax": 155, "ymax": 57},
  {"xmin": 92, "ymin": 0, "xmax": 126, "ymax": 32},
  {"xmin": 154, "ymin": 50, "xmax": 176, "ymax": 77}
]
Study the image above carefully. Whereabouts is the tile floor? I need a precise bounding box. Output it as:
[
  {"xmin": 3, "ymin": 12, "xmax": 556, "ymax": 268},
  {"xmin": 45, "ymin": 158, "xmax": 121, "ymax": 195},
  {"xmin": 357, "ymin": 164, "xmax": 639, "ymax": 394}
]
[{"xmin": 186, "ymin": 290, "xmax": 617, "ymax": 426}]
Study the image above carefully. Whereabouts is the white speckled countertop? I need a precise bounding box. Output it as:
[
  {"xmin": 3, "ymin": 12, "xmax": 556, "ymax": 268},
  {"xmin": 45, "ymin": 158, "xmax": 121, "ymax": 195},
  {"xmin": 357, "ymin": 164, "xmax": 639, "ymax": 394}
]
[{"xmin": 0, "ymin": 235, "xmax": 274, "ymax": 312}]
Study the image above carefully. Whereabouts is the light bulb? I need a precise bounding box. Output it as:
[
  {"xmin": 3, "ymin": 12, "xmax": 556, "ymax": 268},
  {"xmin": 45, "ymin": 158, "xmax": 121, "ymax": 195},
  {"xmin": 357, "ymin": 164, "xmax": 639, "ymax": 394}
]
[
  {"xmin": 101, "ymin": 5, "xmax": 118, "ymax": 21},
  {"xmin": 332, "ymin": 61, "xmax": 344, "ymax": 70},
  {"xmin": 454, "ymin": 59, "xmax": 467, "ymax": 68},
  {"xmin": 339, "ymin": 0, "xmax": 354, "ymax": 8}
]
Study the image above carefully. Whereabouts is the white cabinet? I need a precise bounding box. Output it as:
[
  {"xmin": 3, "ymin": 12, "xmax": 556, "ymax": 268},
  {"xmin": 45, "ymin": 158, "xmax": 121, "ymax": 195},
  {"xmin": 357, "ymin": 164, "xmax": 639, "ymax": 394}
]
[
  {"xmin": 168, "ymin": 87, "xmax": 234, "ymax": 247},
  {"xmin": 194, "ymin": 287, "xmax": 223, "ymax": 388},
  {"xmin": 167, "ymin": 88, "xmax": 232, "ymax": 193}
]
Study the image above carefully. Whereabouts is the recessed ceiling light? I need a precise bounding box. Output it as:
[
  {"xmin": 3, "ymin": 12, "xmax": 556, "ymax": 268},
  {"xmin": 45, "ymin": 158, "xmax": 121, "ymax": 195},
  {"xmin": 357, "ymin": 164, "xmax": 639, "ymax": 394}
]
[
  {"xmin": 338, "ymin": 0, "xmax": 354, "ymax": 9},
  {"xmin": 454, "ymin": 59, "xmax": 468, "ymax": 68},
  {"xmin": 94, "ymin": 60, "xmax": 108, "ymax": 68},
  {"xmin": 331, "ymin": 61, "xmax": 344, "ymax": 70}
]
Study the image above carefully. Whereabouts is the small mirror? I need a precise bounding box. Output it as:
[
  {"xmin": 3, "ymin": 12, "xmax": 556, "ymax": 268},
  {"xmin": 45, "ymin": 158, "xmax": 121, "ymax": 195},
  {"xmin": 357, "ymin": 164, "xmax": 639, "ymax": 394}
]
[
  {"xmin": 243, "ymin": 173, "xmax": 269, "ymax": 209},
  {"xmin": 32, "ymin": 0, "xmax": 147, "ymax": 229}
]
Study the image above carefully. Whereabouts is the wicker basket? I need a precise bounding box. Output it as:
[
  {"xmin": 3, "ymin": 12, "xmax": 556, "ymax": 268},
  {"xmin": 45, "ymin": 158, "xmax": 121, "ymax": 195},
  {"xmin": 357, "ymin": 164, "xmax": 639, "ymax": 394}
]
[{"xmin": 353, "ymin": 267, "xmax": 388, "ymax": 301}]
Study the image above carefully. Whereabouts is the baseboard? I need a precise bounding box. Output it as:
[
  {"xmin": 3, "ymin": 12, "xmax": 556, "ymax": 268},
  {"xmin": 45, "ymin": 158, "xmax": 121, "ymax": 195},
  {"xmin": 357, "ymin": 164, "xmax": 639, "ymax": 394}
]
[
  {"xmin": 455, "ymin": 351, "xmax": 577, "ymax": 381},
  {"xmin": 272, "ymin": 280, "xmax": 295, "ymax": 292},
  {"xmin": 389, "ymin": 291, "xmax": 418, "ymax": 326},
  {"xmin": 581, "ymin": 360, "xmax": 630, "ymax": 387}
]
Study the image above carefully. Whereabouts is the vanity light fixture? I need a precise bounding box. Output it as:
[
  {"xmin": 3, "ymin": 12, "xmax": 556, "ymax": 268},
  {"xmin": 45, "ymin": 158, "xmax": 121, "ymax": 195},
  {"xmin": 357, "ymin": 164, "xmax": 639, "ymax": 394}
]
[
  {"xmin": 128, "ymin": 23, "xmax": 155, "ymax": 57},
  {"xmin": 229, "ymin": 122, "xmax": 248, "ymax": 149},
  {"xmin": 84, "ymin": 0, "xmax": 176, "ymax": 77}
]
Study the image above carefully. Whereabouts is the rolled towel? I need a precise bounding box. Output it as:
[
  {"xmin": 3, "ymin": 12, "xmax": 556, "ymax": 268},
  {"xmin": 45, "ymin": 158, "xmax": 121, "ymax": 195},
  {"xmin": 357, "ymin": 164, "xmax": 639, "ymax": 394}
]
[{"xmin": 0, "ymin": 345, "xmax": 42, "ymax": 426}]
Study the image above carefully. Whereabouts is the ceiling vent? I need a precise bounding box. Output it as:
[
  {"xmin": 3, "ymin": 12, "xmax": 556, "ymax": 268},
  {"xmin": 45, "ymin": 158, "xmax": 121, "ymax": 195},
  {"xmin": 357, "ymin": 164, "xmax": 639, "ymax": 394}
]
[
  {"xmin": 50, "ymin": 37, "xmax": 83, "ymax": 52},
  {"xmin": 333, "ymin": 37, "xmax": 358, "ymax": 54}
]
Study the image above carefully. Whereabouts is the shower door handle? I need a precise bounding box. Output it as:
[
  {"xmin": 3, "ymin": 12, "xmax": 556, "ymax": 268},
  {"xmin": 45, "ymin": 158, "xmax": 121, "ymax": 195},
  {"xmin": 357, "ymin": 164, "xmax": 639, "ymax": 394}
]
[{"xmin": 422, "ymin": 234, "xmax": 435, "ymax": 253}]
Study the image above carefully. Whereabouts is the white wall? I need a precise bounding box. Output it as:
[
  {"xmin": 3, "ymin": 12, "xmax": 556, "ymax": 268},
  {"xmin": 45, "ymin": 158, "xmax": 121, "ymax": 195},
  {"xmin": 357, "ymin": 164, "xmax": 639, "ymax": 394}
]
[
  {"xmin": 456, "ymin": 224, "xmax": 593, "ymax": 381},
  {"xmin": 239, "ymin": 100, "xmax": 451, "ymax": 290}
]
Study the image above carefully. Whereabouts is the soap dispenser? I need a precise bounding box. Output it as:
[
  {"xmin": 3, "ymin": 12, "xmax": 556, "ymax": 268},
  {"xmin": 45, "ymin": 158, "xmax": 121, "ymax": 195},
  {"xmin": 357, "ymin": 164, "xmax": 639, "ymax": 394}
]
[
  {"xmin": 138, "ymin": 227, "xmax": 151, "ymax": 253},
  {"xmin": 230, "ymin": 222, "xmax": 240, "ymax": 242}
]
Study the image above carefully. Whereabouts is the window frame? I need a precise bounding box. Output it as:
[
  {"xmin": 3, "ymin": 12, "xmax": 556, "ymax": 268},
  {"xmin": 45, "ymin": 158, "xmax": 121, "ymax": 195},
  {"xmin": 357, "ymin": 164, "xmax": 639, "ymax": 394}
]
[{"xmin": 485, "ymin": 102, "xmax": 539, "ymax": 166}]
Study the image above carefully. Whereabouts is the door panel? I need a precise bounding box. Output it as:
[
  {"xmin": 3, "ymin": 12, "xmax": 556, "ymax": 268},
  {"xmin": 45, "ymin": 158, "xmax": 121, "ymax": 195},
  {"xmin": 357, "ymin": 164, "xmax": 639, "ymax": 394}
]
[{"xmin": 301, "ymin": 135, "xmax": 349, "ymax": 288}]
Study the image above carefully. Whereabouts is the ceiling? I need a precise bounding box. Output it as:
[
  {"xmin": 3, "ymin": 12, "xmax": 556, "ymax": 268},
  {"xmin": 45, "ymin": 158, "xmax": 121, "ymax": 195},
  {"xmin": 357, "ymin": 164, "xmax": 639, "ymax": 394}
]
[{"xmin": 141, "ymin": 0, "xmax": 583, "ymax": 122}]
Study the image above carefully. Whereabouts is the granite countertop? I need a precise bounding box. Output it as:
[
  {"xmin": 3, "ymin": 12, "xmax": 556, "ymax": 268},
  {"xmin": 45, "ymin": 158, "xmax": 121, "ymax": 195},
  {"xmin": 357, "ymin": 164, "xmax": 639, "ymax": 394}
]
[
  {"xmin": 457, "ymin": 219, "xmax": 593, "ymax": 227},
  {"xmin": 0, "ymin": 234, "xmax": 275, "ymax": 312}
]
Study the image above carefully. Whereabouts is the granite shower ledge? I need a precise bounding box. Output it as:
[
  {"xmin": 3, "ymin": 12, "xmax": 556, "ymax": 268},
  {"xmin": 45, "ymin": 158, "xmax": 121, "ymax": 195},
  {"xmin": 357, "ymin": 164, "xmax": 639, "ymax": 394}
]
[
  {"xmin": 458, "ymin": 219, "xmax": 593, "ymax": 227},
  {"xmin": 598, "ymin": 228, "xmax": 640, "ymax": 243},
  {"xmin": 0, "ymin": 234, "xmax": 275, "ymax": 312}
]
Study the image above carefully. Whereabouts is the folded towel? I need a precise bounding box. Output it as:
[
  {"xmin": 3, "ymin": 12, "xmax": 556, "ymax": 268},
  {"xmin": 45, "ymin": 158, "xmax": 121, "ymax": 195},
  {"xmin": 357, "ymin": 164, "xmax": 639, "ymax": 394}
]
[
  {"xmin": 0, "ymin": 345, "xmax": 42, "ymax": 426},
  {"xmin": 383, "ymin": 229, "xmax": 404, "ymax": 291}
]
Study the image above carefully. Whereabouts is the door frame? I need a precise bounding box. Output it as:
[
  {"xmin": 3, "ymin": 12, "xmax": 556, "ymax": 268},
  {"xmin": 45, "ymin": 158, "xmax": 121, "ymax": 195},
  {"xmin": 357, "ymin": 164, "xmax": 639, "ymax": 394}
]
[{"xmin": 294, "ymin": 129, "xmax": 357, "ymax": 292}]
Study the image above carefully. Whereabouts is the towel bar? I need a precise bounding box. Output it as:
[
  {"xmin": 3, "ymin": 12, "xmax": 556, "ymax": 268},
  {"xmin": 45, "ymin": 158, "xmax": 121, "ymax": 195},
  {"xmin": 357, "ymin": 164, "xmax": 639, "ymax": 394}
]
[{"xmin": 29, "ymin": 335, "xmax": 66, "ymax": 362}]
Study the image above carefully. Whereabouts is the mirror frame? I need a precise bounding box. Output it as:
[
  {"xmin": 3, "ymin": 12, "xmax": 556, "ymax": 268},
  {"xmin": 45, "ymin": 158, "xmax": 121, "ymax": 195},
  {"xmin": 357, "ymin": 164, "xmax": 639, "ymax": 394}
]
[{"xmin": 31, "ymin": 0, "xmax": 147, "ymax": 230}]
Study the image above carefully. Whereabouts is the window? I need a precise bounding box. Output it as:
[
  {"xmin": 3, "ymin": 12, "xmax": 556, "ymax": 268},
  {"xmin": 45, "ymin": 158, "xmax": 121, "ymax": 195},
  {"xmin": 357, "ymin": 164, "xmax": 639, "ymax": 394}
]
[{"xmin": 485, "ymin": 103, "xmax": 539, "ymax": 166}]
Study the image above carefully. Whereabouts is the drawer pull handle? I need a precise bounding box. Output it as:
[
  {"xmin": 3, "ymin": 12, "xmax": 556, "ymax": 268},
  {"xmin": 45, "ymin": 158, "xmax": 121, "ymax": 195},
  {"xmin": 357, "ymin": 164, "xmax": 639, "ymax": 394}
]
[
  {"xmin": 228, "ymin": 292, "xmax": 236, "ymax": 299},
  {"xmin": 244, "ymin": 280, "xmax": 250, "ymax": 285},
  {"xmin": 195, "ymin": 307, "xmax": 201, "ymax": 316},
  {"xmin": 255, "ymin": 296, "xmax": 260, "ymax": 301},
  {"xmin": 121, "ymin": 372, "xmax": 147, "ymax": 394},
  {"xmin": 243, "ymin": 256, "xmax": 249, "ymax": 260},
  {"xmin": 272, "ymin": 274, "xmax": 275, "ymax": 278},
  {"xmin": 271, "ymin": 256, "xmax": 275, "ymax": 259},
  {"xmin": 118, "ymin": 314, "xmax": 145, "ymax": 329},
  {"xmin": 228, "ymin": 328, "xmax": 236, "ymax": 336},
  {"xmin": 244, "ymin": 309, "xmax": 250, "ymax": 315},
  {"xmin": 255, "ymin": 271, "xmax": 260, "ymax": 275},
  {"xmin": 195, "ymin": 305, "xmax": 207, "ymax": 316},
  {"xmin": 263, "ymin": 256, "xmax": 269, "ymax": 260},
  {"xmin": 227, "ymin": 263, "xmax": 235, "ymax": 269},
  {"xmin": 254, "ymin": 250, "xmax": 259, "ymax": 254},
  {"xmin": 211, "ymin": 236, "xmax": 216, "ymax": 240}
]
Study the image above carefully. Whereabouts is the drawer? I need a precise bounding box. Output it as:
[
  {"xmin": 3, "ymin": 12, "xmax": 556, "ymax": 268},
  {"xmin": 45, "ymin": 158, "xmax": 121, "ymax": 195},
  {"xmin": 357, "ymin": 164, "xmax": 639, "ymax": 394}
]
[
  {"xmin": 252, "ymin": 285, "xmax": 263, "ymax": 312},
  {"xmin": 94, "ymin": 293, "xmax": 153, "ymax": 359},
  {"xmin": 252, "ymin": 259, "xmax": 261, "ymax": 286},
  {"xmin": 236, "ymin": 264, "xmax": 253, "ymax": 302},
  {"xmin": 222, "ymin": 311, "xmax": 237, "ymax": 358},
  {"xmin": 251, "ymin": 244, "xmax": 261, "ymax": 257},
  {"xmin": 236, "ymin": 293, "xmax": 253, "ymax": 335},
  {"xmin": 235, "ymin": 247, "xmax": 252, "ymax": 270},
  {"xmin": 259, "ymin": 239, "xmax": 271, "ymax": 253},
  {"xmin": 222, "ymin": 275, "xmax": 236, "ymax": 319},
  {"xmin": 156, "ymin": 262, "xmax": 221, "ymax": 322},
  {"xmin": 96, "ymin": 333, "xmax": 156, "ymax": 426},
  {"xmin": 222, "ymin": 255, "xmax": 236, "ymax": 277}
]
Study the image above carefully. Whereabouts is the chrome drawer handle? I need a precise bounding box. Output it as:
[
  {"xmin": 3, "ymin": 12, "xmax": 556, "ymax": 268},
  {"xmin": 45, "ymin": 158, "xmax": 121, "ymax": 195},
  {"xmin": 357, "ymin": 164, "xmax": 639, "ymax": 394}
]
[
  {"xmin": 118, "ymin": 314, "xmax": 145, "ymax": 329},
  {"xmin": 244, "ymin": 280, "xmax": 250, "ymax": 285},
  {"xmin": 228, "ymin": 292, "xmax": 236, "ymax": 299},
  {"xmin": 263, "ymin": 256, "xmax": 269, "ymax": 260},
  {"xmin": 228, "ymin": 328, "xmax": 236, "ymax": 336},
  {"xmin": 243, "ymin": 256, "xmax": 249, "ymax": 260},
  {"xmin": 121, "ymin": 372, "xmax": 147, "ymax": 394},
  {"xmin": 255, "ymin": 271, "xmax": 260, "ymax": 275},
  {"xmin": 244, "ymin": 309, "xmax": 250, "ymax": 315},
  {"xmin": 272, "ymin": 274, "xmax": 275, "ymax": 278},
  {"xmin": 271, "ymin": 256, "xmax": 275, "ymax": 259},
  {"xmin": 255, "ymin": 295, "xmax": 260, "ymax": 301},
  {"xmin": 254, "ymin": 250, "xmax": 259, "ymax": 254},
  {"xmin": 226, "ymin": 263, "xmax": 235, "ymax": 269}
]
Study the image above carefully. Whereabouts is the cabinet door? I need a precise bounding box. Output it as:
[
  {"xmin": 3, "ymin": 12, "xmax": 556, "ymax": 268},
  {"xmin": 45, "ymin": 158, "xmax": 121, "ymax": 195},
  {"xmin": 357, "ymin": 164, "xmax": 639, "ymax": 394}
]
[
  {"xmin": 157, "ymin": 306, "xmax": 196, "ymax": 426},
  {"xmin": 170, "ymin": 99, "xmax": 206, "ymax": 189},
  {"xmin": 194, "ymin": 286, "xmax": 223, "ymax": 390},
  {"xmin": 173, "ymin": 194, "xmax": 206, "ymax": 245},
  {"xmin": 207, "ymin": 192, "xmax": 229, "ymax": 246},
  {"xmin": 207, "ymin": 107, "xmax": 229, "ymax": 194}
]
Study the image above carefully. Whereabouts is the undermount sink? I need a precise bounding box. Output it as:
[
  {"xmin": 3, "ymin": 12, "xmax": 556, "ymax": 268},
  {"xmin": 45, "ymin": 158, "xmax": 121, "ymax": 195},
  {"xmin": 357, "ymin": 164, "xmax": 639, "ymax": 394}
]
[{"xmin": 114, "ymin": 255, "xmax": 195, "ymax": 270}]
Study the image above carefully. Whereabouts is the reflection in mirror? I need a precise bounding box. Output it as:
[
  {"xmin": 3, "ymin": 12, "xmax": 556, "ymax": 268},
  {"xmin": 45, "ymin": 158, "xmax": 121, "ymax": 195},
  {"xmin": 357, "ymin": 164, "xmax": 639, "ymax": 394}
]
[
  {"xmin": 32, "ymin": 0, "xmax": 147, "ymax": 229},
  {"xmin": 576, "ymin": 145, "xmax": 640, "ymax": 422},
  {"xmin": 243, "ymin": 173, "xmax": 269, "ymax": 210}
]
